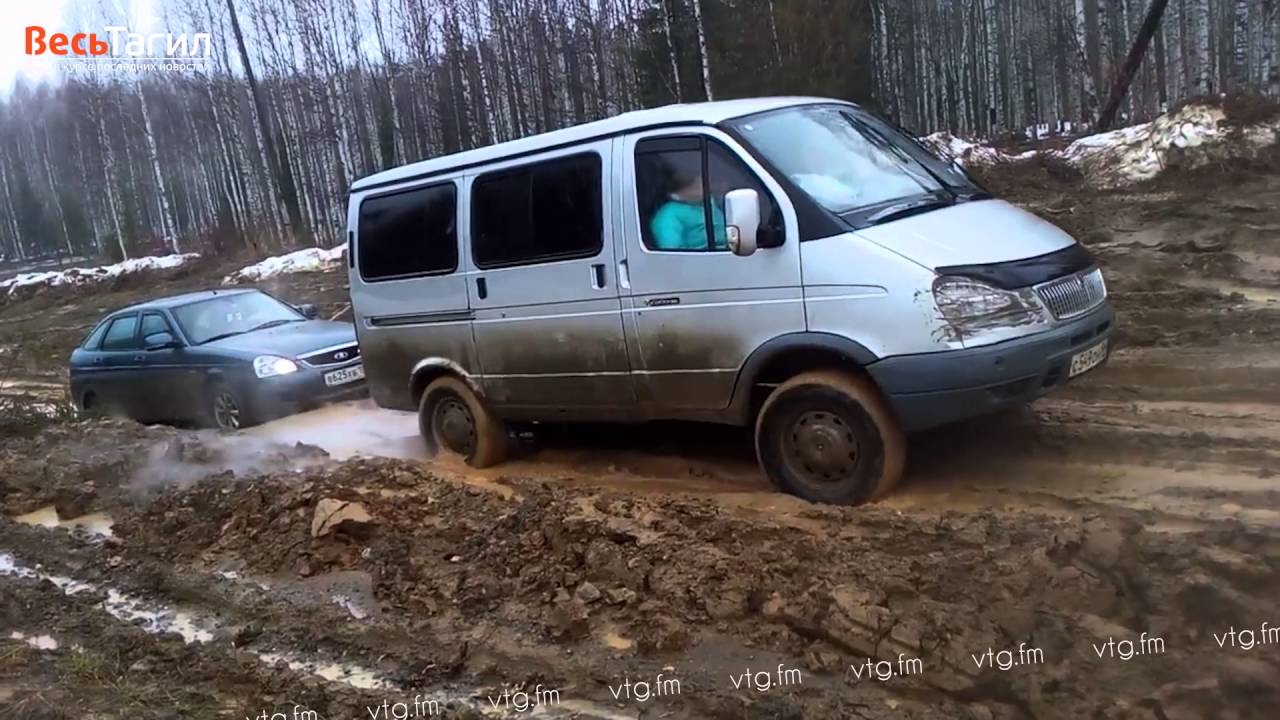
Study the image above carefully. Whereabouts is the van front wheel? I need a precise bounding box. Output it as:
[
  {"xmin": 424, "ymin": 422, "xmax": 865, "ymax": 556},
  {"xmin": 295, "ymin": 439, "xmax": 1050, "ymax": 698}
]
[
  {"xmin": 418, "ymin": 376, "xmax": 508, "ymax": 468},
  {"xmin": 755, "ymin": 370, "xmax": 905, "ymax": 505}
]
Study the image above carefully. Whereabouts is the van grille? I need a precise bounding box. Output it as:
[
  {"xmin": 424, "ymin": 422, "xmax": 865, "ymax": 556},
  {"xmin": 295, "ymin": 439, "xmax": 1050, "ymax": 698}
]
[
  {"xmin": 1035, "ymin": 267, "xmax": 1107, "ymax": 320},
  {"xmin": 299, "ymin": 343, "xmax": 360, "ymax": 367}
]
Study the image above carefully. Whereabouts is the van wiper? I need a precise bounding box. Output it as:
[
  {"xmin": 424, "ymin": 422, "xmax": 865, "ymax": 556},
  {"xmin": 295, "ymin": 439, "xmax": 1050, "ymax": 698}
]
[{"xmin": 865, "ymin": 195, "xmax": 955, "ymax": 225}]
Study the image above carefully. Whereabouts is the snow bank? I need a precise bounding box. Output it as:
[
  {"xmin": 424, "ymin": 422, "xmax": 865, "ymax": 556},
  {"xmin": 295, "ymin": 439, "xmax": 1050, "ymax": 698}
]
[
  {"xmin": 919, "ymin": 133, "xmax": 1035, "ymax": 165},
  {"xmin": 0, "ymin": 253, "xmax": 198, "ymax": 297},
  {"xmin": 925, "ymin": 103, "xmax": 1280, "ymax": 188},
  {"xmin": 222, "ymin": 243, "xmax": 347, "ymax": 284}
]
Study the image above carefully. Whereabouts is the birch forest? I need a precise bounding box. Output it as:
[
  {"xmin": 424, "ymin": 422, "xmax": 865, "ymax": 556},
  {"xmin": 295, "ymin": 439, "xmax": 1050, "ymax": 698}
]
[{"xmin": 0, "ymin": 0, "xmax": 1277, "ymax": 262}]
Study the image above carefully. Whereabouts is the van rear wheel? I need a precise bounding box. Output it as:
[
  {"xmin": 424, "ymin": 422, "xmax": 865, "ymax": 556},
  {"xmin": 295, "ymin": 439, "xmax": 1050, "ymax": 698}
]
[
  {"xmin": 755, "ymin": 370, "xmax": 905, "ymax": 505},
  {"xmin": 418, "ymin": 376, "xmax": 508, "ymax": 468}
]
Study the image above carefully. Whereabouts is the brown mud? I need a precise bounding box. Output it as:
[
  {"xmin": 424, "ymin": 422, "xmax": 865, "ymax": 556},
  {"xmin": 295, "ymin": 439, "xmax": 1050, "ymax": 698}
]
[{"xmin": 3, "ymin": 161, "xmax": 1280, "ymax": 718}]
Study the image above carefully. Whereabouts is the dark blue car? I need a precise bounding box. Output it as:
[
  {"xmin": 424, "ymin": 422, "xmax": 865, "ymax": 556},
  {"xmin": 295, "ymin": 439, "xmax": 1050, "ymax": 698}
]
[{"xmin": 69, "ymin": 288, "xmax": 365, "ymax": 429}]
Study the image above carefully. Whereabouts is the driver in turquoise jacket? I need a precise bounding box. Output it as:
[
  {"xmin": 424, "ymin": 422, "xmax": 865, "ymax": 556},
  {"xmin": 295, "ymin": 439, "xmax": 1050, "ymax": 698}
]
[{"xmin": 651, "ymin": 163, "xmax": 727, "ymax": 251}]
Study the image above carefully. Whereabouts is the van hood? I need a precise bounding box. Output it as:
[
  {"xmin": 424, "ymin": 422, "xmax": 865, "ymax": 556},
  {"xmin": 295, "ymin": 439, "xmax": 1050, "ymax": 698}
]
[{"xmin": 851, "ymin": 199, "xmax": 1077, "ymax": 270}]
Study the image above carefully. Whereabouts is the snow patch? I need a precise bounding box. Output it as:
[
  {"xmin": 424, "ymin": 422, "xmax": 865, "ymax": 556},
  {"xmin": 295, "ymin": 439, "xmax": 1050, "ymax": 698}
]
[
  {"xmin": 924, "ymin": 103, "xmax": 1280, "ymax": 188},
  {"xmin": 223, "ymin": 244, "xmax": 347, "ymax": 284},
  {"xmin": 919, "ymin": 133, "xmax": 1036, "ymax": 166},
  {"xmin": 0, "ymin": 254, "xmax": 198, "ymax": 297}
]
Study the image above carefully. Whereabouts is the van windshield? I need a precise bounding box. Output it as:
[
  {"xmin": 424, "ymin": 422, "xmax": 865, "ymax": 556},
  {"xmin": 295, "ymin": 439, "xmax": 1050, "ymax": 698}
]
[{"xmin": 726, "ymin": 104, "xmax": 984, "ymax": 223}]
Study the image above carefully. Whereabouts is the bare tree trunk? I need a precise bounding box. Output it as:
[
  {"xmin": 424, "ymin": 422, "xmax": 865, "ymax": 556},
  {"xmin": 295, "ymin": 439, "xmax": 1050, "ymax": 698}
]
[
  {"xmin": 137, "ymin": 86, "xmax": 179, "ymax": 253},
  {"xmin": 1098, "ymin": 0, "xmax": 1172, "ymax": 129},
  {"xmin": 226, "ymin": 0, "xmax": 303, "ymax": 241},
  {"xmin": 39, "ymin": 128, "xmax": 73, "ymax": 255},
  {"xmin": 1193, "ymin": 0, "xmax": 1212, "ymax": 92},
  {"xmin": 691, "ymin": 0, "xmax": 713, "ymax": 100},
  {"xmin": 660, "ymin": 0, "xmax": 683, "ymax": 101}
]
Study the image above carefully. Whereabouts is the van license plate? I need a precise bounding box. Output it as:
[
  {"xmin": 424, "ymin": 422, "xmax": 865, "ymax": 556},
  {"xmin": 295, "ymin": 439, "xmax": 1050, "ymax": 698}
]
[
  {"xmin": 1068, "ymin": 340, "xmax": 1108, "ymax": 378},
  {"xmin": 324, "ymin": 364, "xmax": 365, "ymax": 387}
]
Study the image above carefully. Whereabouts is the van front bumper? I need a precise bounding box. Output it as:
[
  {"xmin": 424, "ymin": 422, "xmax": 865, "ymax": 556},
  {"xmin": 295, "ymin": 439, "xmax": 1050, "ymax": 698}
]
[{"xmin": 866, "ymin": 303, "xmax": 1115, "ymax": 432}]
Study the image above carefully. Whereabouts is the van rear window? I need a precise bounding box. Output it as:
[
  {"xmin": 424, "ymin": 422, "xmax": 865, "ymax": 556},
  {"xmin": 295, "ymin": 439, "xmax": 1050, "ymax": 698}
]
[
  {"xmin": 471, "ymin": 153, "xmax": 602, "ymax": 269},
  {"xmin": 357, "ymin": 183, "xmax": 458, "ymax": 281}
]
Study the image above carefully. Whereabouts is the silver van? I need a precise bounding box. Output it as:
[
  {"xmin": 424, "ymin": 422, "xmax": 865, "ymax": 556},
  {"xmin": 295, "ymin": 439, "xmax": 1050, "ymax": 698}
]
[{"xmin": 346, "ymin": 97, "xmax": 1113, "ymax": 505}]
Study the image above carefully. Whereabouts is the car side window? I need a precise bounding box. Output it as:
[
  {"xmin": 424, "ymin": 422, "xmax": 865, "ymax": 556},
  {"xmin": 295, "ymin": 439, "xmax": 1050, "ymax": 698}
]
[
  {"xmin": 471, "ymin": 152, "xmax": 602, "ymax": 269},
  {"xmin": 140, "ymin": 313, "xmax": 174, "ymax": 344},
  {"xmin": 81, "ymin": 320, "xmax": 111, "ymax": 350},
  {"xmin": 100, "ymin": 315, "xmax": 140, "ymax": 351},
  {"xmin": 635, "ymin": 136, "xmax": 783, "ymax": 252}
]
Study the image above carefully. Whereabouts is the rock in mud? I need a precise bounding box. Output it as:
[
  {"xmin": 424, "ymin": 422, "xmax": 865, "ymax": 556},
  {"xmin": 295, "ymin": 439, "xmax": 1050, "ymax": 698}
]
[
  {"xmin": 574, "ymin": 581, "xmax": 601, "ymax": 603},
  {"xmin": 311, "ymin": 499, "xmax": 374, "ymax": 538}
]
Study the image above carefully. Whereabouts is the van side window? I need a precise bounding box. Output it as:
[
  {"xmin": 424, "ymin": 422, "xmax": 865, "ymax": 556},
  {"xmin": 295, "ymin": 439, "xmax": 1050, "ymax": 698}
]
[
  {"xmin": 357, "ymin": 183, "xmax": 458, "ymax": 281},
  {"xmin": 100, "ymin": 315, "xmax": 140, "ymax": 351},
  {"xmin": 471, "ymin": 153, "xmax": 602, "ymax": 269},
  {"xmin": 636, "ymin": 137, "xmax": 784, "ymax": 252}
]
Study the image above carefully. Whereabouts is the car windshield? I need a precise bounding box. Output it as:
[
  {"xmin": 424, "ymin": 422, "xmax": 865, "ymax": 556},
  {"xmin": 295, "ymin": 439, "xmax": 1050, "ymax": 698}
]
[
  {"xmin": 172, "ymin": 291, "xmax": 303, "ymax": 345},
  {"xmin": 727, "ymin": 104, "xmax": 980, "ymax": 218}
]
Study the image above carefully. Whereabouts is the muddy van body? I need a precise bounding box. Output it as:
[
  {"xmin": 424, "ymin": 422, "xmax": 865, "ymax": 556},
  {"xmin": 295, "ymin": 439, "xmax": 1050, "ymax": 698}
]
[{"xmin": 347, "ymin": 97, "xmax": 1114, "ymax": 505}]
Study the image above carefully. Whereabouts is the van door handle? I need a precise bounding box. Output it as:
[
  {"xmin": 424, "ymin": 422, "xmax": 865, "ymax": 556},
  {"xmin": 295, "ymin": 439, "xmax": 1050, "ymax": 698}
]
[
  {"xmin": 617, "ymin": 259, "xmax": 631, "ymax": 290},
  {"xmin": 133, "ymin": 355, "xmax": 145, "ymax": 362},
  {"xmin": 476, "ymin": 277, "xmax": 488, "ymax": 300},
  {"xmin": 590, "ymin": 263, "xmax": 606, "ymax": 289}
]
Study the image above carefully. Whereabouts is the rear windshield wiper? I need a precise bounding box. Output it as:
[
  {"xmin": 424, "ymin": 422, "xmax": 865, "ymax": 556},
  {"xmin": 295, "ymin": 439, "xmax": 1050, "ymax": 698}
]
[{"xmin": 865, "ymin": 196, "xmax": 955, "ymax": 225}]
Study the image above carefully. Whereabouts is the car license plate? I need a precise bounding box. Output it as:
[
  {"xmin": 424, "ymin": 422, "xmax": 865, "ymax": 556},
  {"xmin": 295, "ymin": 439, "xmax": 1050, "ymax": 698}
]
[
  {"xmin": 1068, "ymin": 340, "xmax": 1108, "ymax": 378},
  {"xmin": 324, "ymin": 364, "xmax": 365, "ymax": 387}
]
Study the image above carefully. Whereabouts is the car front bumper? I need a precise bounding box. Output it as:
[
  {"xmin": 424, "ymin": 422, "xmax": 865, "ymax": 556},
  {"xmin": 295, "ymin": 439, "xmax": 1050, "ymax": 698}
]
[
  {"xmin": 867, "ymin": 302, "xmax": 1115, "ymax": 432},
  {"xmin": 241, "ymin": 361, "xmax": 368, "ymax": 421}
]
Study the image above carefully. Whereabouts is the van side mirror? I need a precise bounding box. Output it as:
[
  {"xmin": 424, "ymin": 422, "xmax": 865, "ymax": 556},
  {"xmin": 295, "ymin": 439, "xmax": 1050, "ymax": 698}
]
[
  {"xmin": 296, "ymin": 303, "xmax": 319, "ymax": 319},
  {"xmin": 724, "ymin": 189, "xmax": 760, "ymax": 257}
]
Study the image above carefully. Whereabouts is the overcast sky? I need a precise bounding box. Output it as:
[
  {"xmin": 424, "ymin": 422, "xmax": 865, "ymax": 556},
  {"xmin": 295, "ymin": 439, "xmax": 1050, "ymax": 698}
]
[
  {"xmin": 1, "ymin": 2, "xmax": 72, "ymax": 94},
  {"xmin": 0, "ymin": 0, "xmax": 173, "ymax": 95}
]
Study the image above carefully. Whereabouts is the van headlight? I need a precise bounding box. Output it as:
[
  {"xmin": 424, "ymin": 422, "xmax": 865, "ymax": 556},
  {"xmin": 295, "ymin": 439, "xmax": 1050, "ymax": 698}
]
[
  {"xmin": 932, "ymin": 276, "xmax": 1048, "ymax": 336},
  {"xmin": 253, "ymin": 355, "xmax": 299, "ymax": 378}
]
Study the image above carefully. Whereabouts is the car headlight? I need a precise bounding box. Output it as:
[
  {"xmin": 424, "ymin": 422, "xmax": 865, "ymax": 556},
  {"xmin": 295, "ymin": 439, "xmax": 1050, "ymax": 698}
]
[
  {"xmin": 932, "ymin": 276, "xmax": 1048, "ymax": 338},
  {"xmin": 253, "ymin": 355, "xmax": 299, "ymax": 378}
]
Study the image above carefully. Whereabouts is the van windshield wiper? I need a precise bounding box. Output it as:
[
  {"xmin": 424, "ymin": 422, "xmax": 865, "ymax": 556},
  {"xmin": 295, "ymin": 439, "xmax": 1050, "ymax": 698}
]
[{"xmin": 865, "ymin": 195, "xmax": 955, "ymax": 225}]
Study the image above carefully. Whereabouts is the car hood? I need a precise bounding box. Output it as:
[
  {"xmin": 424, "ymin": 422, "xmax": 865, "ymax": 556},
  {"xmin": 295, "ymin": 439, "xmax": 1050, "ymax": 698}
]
[
  {"xmin": 851, "ymin": 199, "xmax": 1077, "ymax": 269},
  {"xmin": 201, "ymin": 320, "xmax": 356, "ymax": 359}
]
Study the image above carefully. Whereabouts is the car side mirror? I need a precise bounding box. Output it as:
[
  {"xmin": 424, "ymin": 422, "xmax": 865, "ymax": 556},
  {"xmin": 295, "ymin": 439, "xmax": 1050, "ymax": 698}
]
[
  {"xmin": 144, "ymin": 332, "xmax": 180, "ymax": 351},
  {"xmin": 724, "ymin": 188, "xmax": 760, "ymax": 257},
  {"xmin": 296, "ymin": 303, "xmax": 319, "ymax": 320}
]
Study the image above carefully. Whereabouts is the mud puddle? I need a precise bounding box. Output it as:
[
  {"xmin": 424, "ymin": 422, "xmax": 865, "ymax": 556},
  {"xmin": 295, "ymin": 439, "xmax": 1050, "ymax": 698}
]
[
  {"xmin": 13, "ymin": 505, "xmax": 115, "ymax": 537},
  {"xmin": 248, "ymin": 398, "xmax": 425, "ymax": 460}
]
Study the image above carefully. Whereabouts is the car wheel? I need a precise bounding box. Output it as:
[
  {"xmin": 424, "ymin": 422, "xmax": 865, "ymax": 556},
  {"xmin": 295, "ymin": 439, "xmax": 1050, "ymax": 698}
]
[
  {"xmin": 755, "ymin": 370, "xmax": 905, "ymax": 506},
  {"xmin": 203, "ymin": 383, "xmax": 254, "ymax": 431},
  {"xmin": 418, "ymin": 376, "xmax": 507, "ymax": 468}
]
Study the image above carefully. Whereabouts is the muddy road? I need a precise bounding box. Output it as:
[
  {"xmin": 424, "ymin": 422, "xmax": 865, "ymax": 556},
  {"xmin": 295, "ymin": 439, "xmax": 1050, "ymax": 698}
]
[{"xmin": 2, "ymin": 160, "xmax": 1279, "ymax": 719}]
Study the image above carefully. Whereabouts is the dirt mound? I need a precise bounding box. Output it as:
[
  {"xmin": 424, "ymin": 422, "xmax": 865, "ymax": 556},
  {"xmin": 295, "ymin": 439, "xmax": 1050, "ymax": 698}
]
[
  {"xmin": 113, "ymin": 456, "xmax": 1280, "ymax": 718},
  {"xmin": 0, "ymin": 419, "xmax": 331, "ymax": 518}
]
